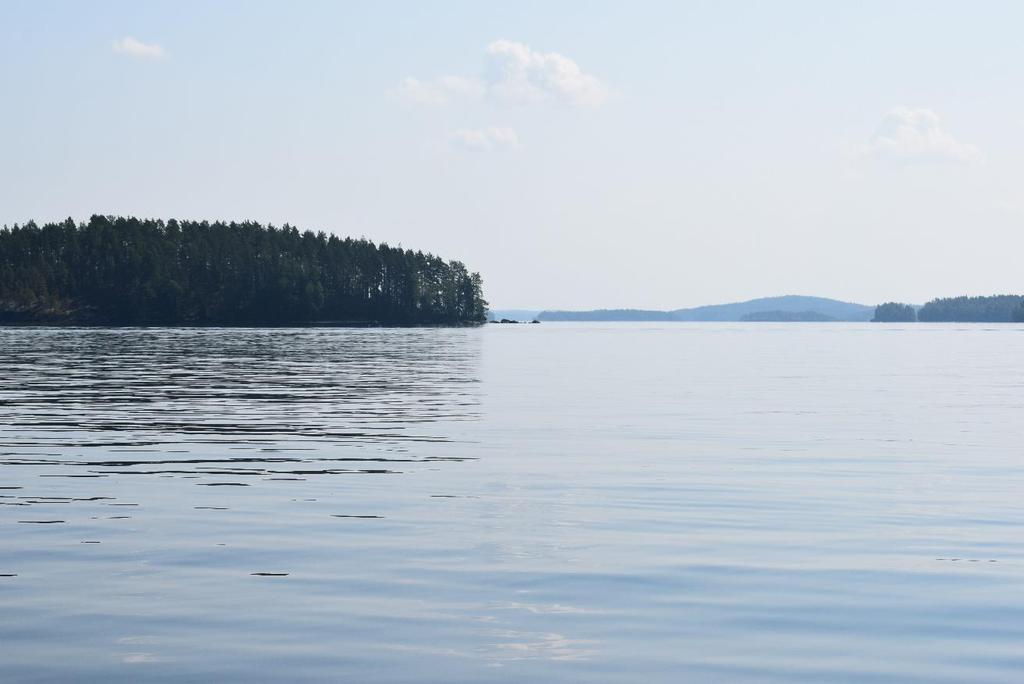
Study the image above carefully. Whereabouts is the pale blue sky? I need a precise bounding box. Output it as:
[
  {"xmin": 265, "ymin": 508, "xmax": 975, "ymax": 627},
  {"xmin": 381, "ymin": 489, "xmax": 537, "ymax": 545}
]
[{"xmin": 2, "ymin": 1, "xmax": 1022, "ymax": 309}]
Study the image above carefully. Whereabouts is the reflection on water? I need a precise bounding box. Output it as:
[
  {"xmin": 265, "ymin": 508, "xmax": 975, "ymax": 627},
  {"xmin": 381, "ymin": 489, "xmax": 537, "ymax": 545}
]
[
  {"xmin": 2, "ymin": 324, "xmax": 1024, "ymax": 683},
  {"xmin": 5, "ymin": 329, "xmax": 476, "ymax": 460},
  {"xmin": 2, "ymin": 329, "xmax": 479, "ymax": 528}
]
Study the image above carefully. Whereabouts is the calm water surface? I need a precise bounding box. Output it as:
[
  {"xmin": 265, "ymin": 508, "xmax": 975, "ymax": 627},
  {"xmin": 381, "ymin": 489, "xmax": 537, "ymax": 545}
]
[{"xmin": 1, "ymin": 324, "xmax": 1023, "ymax": 682}]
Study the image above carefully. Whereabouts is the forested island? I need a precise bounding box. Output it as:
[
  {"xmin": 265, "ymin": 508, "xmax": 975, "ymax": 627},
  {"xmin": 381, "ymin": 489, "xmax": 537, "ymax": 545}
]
[
  {"xmin": 872, "ymin": 302, "xmax": 918, "ymax": 322},
  {"xmin": 872, "ymin": 296, "xmax": 1024, "ymax": 322},
  {"xmin": 0, "ymin": 216, "xmax": 487, "ymax": 326}
]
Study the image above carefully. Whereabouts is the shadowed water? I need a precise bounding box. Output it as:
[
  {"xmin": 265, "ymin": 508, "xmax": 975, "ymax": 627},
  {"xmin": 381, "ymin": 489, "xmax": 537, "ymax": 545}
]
[{"xmin": 1, "ymin": 324, "xmax": 1023, "ymax": 682}]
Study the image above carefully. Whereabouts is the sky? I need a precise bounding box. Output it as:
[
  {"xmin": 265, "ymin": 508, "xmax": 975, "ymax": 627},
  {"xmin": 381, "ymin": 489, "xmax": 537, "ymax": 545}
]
[{"xmin": 1, "ymin": 1, "xmax": 1022, "ymax": 310}]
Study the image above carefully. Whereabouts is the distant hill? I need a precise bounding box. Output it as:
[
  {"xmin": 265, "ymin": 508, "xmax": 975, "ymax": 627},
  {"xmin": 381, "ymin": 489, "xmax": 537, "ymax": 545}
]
[
  {"xmin": 740, "ymin": 310, "xmax": 837, "ymax": 322},
  {"xmin": 537, "ymin": 296, "xmax": 874, "ymax": 322}
]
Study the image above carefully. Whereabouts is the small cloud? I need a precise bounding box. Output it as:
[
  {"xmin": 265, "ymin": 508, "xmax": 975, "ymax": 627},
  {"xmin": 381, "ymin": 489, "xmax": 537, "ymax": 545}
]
[
  {"xmin": 392, "ymin": 40, "xmax": 607, "ymax": 109},
  {"xmin": 449, "ymin": 127, "xmax": 520, "ymax": 152},
  {"xmin": 862, "ymin": 107, "xmax": 980, "ymax": 164},
  {"xmin": 111, "ymin": 37, "xmax": 166, "ymax": 60}
]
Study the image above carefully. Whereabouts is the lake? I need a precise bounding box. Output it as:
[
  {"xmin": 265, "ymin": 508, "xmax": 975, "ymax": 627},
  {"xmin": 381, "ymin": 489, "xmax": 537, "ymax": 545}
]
[{"xmin": 1, "ymin": 323, "xmax": 1022, "ymax": 682}]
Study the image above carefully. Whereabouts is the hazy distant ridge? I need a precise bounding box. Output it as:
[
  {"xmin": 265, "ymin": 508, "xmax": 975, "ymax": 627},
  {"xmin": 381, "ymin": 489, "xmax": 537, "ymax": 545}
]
[{"xmin": 537, "ymin": 296, "xmax": 874, "ymax": 322}]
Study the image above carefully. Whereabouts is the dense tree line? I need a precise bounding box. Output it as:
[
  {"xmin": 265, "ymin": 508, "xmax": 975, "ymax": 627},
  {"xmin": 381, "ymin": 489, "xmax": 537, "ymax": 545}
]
[
  {"xmin": 872, "ymin": 302, "xmax": 917, "ymax": 322},
  {"xmin": 916, "ymin": 295, "xmax": 1023, "ymax": 323},
  {"xmin": 0, "ymin": 216, "xmax": 487, "ymax": 325}
]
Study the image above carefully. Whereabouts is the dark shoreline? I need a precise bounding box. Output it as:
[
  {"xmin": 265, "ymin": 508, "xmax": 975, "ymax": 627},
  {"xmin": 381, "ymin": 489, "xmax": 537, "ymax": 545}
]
[{"xmin": 0, "ymin": 320, "xmax": 486, "ymax": 328}]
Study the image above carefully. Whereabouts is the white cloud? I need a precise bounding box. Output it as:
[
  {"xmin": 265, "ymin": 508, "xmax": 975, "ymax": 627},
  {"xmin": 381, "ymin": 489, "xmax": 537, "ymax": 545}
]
[
  {"xmin": 393, "ymin": 39, "xmax": 607, "ymax": 108},
  {"xmin": 449, "ymin": 127, "xmax": 520, "ymax": 152},
  {"xmin": 484, "ymin": 39, "xmax": 607, "ymax": 107},
  {"xmin": 111, "ymin": 37, "xmax": 166, "ymax": 60},
  {"xmin": 863, "ymin": 107, "xmax": 980, "ymax": 164}
]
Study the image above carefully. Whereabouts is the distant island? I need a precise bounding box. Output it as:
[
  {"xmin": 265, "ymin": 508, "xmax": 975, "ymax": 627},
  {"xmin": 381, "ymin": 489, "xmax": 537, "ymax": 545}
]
[
  {"xmin": 871, "ymin": 302, "xmax": 918, "ymax": 322},
  {"xmin": 536, "ymin": 296, "xmax": 874, "ymax": 322},
  {"xmin": 0, "ymin": 216, "xmax": 487, "ymax": 326},
  {"xmin": 740, "ymin": 310, "xmax": 837, "ymax": 322},
  {"xmin": 873, "ymin": 296, "xmax": 1024, "ymax": 322},
  {"xmin": 513, "ymin": 294, "xmax": 1024, "ymax": 324}
]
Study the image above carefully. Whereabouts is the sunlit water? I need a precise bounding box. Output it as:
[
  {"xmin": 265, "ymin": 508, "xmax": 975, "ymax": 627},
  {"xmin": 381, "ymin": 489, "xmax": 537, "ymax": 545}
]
[{"xmin": 1, "ymin": 324, "xmax": 1023, "ymax": 682}]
